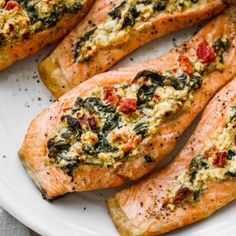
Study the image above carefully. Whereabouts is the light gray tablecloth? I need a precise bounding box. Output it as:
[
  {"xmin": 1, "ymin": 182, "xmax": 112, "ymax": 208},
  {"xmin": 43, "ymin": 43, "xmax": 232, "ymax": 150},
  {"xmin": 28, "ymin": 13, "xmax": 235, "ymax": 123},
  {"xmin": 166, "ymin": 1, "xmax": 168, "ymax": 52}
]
[{"xmin": 0, "ymin": 207, "xmax": 35, "ymax": 236}]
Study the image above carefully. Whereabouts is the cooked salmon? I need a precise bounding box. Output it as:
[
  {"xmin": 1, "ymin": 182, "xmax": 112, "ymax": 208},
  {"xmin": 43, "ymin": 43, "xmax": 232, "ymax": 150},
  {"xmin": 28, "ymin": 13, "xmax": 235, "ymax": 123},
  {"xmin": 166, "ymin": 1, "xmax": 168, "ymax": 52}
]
[
  {"xmin": 0, "ymin": 0, "xmax": 94, "ymax": 71},
  {"xmin": 38, "ymin": 0, "xmax": 228, "ymax": 98},
  {"xmin": 19, "ymin": 6, "xmax": 236, "ymax": 200},
  {"xmin": 107, "ymin": 74, "xmax": 236, "ymax": 236}
]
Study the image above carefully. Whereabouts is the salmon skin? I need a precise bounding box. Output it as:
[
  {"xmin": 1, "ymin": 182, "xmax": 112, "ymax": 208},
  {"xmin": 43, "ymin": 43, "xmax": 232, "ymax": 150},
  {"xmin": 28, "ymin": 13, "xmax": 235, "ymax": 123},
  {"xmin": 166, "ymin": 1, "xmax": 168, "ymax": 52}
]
[
  {"xmin": 0, "ymin": 0, "xmax": 94, "ymax": 71},
  {"xmin": 38, "ymin": 0, "xmax": 228, "ymax": 98},
  {"xmin": 107, "ymin": 74, "xmax": 236, "ymax": 236},
  {"xmin": 19, "ymin": 6, "xmax": 236, "ymax": 201}
]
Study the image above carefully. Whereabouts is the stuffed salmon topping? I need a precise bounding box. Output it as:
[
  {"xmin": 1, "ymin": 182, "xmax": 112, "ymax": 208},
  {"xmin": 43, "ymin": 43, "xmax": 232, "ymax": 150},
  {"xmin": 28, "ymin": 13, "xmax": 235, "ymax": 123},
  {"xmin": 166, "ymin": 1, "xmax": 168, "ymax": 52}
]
[
  {"xmin": 46, "ymin": 35, "xmax": 230, "ymax": 178},
  {"xmin": 0, "ymin": 0, "xmax": 83, "ymax": 46},
  {"xmin": 163, "ymin": 104, "xmax": 236, "ymax": 210},
  {"xmin": 74, "ymin": 0, "xmax": 215, "ymax": 62},
  {"xmin": 39, "ymin": 0, "xmax": 227, "ymax": 98}
]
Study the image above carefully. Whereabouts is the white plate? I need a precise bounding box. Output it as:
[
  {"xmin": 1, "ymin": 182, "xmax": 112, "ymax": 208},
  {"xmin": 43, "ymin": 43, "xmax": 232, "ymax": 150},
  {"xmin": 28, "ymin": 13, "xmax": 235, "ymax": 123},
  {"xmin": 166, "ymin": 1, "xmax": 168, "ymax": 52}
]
[{"xmin": 0, "ymin": 24, "xmax": 235, "ymax": 236}]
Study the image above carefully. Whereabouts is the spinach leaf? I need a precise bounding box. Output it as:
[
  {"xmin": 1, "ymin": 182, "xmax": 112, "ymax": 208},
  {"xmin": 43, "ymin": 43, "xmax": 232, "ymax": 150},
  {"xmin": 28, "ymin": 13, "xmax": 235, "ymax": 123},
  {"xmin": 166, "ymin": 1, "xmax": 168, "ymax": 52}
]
[
  {"xmin": 68, "ymin": 2, "xmax": 82, "ymax": 13},
  {"xmin": 193, "ymin": 190, "xmax": 200, "ymax": 201},
  {"xmin": 94, "ymin": 138, "xmax": 117, "ymax": 153},
  {"xmin": 227, "ymin": 149, "xmax": 236, "ymax": 160},
  {"xmin": 137, "ymin": 84, "xmax": 157, "ymax": 106},
  {"xmin": 133, "ymin": 70, "xmax": 166, "ymax": 86},
  {"xmin": 75, "ymin": 97, "xmax": 115, "ymax": 113},
  {"xmin": 133, "ymin": 122, "xmax": 149, "ymax": 138},
  {"xmin": 65, "ymin": 115, "xmax": 82, "ymax": 134},
  {"xmin": 144, "ymin": 155, "xmax": 153, "ymax": 163},
  {"xmin": 171, "ymin": 74, "xmax": 187, "ymax": 90},
  {"xmin": 226, "ymin": 171, "xmax": 236, "ymax": 177},
  {"xmin": 74, "ymin": 29, "xmax": 97, "ymax": 62},
  {"xmin": 109, "ymin": 1, "xmax": 126, "ymax": 19},
  {"xmin": 122, "ymin": 6, "xmax": 140, "ymax": 28},
  {"xmin": 82, "ymin": 144, "xmax": 96, "ymax": 156},
  {"xmin": 153, "ymin": 0, "xmax": 168, "ymax": 11},
  {"xmin": 213, "ymin": 36, "xmax": 231, "ymax": 63},
  {"xmin": 189, "ymin": 75, "xmax": 202, "ymax": 90},
  {"xmin": 189, "ymin": 155, "xmax": 208, "ymax": 183},
  {"xmin": 213, "ymin": 36, "xmax": 231, "ymax": 54},
  {"xmin": 102, "ymin": 113, "xmax": 119, "ymax": 135},
  {"xmin": 83, "ymin": 138, "xmax": 117, "ymax": 156},
  {"xmin": 47, "ymin": 138, "xmax": 71, "ymax": 158}
]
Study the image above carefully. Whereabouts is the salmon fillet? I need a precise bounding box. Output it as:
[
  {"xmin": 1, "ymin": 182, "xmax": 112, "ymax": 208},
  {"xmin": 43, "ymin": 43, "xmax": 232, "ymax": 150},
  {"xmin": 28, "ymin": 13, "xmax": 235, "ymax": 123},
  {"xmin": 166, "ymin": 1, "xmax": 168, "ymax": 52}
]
[
  {"xmin": 38, "ymin": 0, "xmax": 228, "ymax": 98},
  {"xmin": 0, "ymin": 0, "xmax": 94, "ymax": 71},
  {"xmin": 19, "ymin": 6, "xmax": 236, "ymax": 200},
  {"xmin": 107, "ymin": 74, "xmax": 236, "ymax": 236}
]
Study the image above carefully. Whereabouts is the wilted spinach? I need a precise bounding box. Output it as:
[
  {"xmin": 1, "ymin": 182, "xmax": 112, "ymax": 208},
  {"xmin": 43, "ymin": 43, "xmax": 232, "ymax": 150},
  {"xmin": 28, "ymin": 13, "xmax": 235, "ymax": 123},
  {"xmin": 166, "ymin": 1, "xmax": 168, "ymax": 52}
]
[
  {"xmin": 74, "ymin": 28, "xmax": 97, "ymax": 62},
  {"xmin": 188, "ymin": 155, "xmax": 208, "ymax": 183},
  {"xmin": 153, "ymin": 0, "xmax": 168, "ymax": 11},
  {"xmin": 137, "ymin": 84, "xmax": 157, "ymax": 106},
  {"xmin": 75, "ymin": 96, "xmax": 115, "ymax": 113},
  {"xmin": 109, "ymin": 1, "xmax": 126, "ymax": 19},
  {"xmin": 102, "ymin": 113, "xmax": 119, "ymax": 135},
  {"xmin": 133, "ymin": 122, "xmax": 149, "ymax": 138}
]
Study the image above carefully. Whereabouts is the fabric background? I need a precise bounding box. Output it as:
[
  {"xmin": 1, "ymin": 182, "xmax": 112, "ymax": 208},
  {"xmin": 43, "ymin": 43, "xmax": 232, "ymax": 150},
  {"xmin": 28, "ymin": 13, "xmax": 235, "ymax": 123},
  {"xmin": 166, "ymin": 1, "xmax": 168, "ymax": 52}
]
[{"xmin": 0, "ymin": 207, "xmax": 37, "ymax": 236}]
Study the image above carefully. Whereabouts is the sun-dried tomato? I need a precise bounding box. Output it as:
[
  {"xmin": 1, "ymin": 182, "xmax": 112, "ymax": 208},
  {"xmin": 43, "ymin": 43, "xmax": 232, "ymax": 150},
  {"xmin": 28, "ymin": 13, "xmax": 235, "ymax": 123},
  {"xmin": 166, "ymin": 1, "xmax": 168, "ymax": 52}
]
[
  {"xmin": 123, "ymin": 134, "xmax": 141, "ymax": 152},
  {"xmin": 103, "ymin": 86, "xmax": 116, "ymax": 100},
  {"xmin": 172, "ymin": 187, "xmax": 192, "ymax": 205},
  {"xmin": 118, "ymin": 98, "xmax": 137, "ymax": 114},
  {"xmin": 5, "ymin": 1, "xmax": 19, "ymax": 10},
  {"xmin": 178, "ymin": 55, "xmax": 193, "ymax": 75},
  {"xmin": 196, "ymin": 40, "xmax": 216, "ymax": 63},
  {"xmin": 213, "ymin": 151, "xmax": 227, "ymax": 167},
  {"xmin": 103, "ymin": 86, "xmax": 120, "ymax": 106},
  {"xmin": 153, "ymin": 94, "xmax": 161, "ymax": 102},
  {"xmin": 79, "ymin": 115, "xmax": 97, "ymax": 130}
]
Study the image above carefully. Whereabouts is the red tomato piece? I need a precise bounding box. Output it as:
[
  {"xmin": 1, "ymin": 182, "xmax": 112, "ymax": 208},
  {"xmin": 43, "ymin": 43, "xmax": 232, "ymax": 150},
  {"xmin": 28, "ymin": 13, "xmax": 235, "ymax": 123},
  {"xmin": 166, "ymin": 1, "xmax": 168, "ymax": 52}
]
[
  {"xmin": 118, "ymin": 98, "xmax": 137, "ymax": 114},
  {"xmin": 103, "ymin": 86, "xmax": 116, "ymax": 100},
  {"xmin": 123, "ymin": 134, "xmax": 141, "ymax": 153},
  {"xmin": 178, "ymin": 55, "xmax": 193, "ymax": 75},
  {"xmin": 108, "ymin": 95, "xmax": 121, "ymax": 106},
  {"xmin": 153, "ymin": 94, "xmax": 161, "ymax": 102},
  {"xmin": 213, "ymin": 151, "xmax": 227, "ymax": 167},
  {"xmin": 103, "ymin": 86, "xmax": 120, "ymax": 106},
  {"xmin": 5, "ymin": 1, "xmax": 19, "ymax": 10},
  {"xmin": 196, "ymin": 40, "xmax": 216, "ymax": 63}
]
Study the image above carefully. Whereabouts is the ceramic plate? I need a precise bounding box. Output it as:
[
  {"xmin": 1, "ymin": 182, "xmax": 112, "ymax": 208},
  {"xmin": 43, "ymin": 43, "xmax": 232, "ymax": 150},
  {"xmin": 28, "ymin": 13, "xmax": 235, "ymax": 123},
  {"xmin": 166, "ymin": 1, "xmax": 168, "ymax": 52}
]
[{"xmin": 0, "ymin": 24, "xmax": 235, "ymax": 236}]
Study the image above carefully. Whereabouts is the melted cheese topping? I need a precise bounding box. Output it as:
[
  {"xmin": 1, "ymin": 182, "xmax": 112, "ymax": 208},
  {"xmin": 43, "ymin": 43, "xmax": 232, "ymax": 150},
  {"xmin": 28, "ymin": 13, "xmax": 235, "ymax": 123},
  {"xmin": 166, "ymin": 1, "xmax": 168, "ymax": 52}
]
[
  {"xmin": 46, "ymin": 35, "xmax": 230, "ymax": 176},
  {"xmin": 74, "ymin": 0, "xmax": 201, "ymax": 62},
  {"xmin": 0, "ymin": 0, "xmax": 82, "ymax": 46},
  {"xmin": 166, "ymin": 105, "xmax": 236, "ymax": 210}
]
